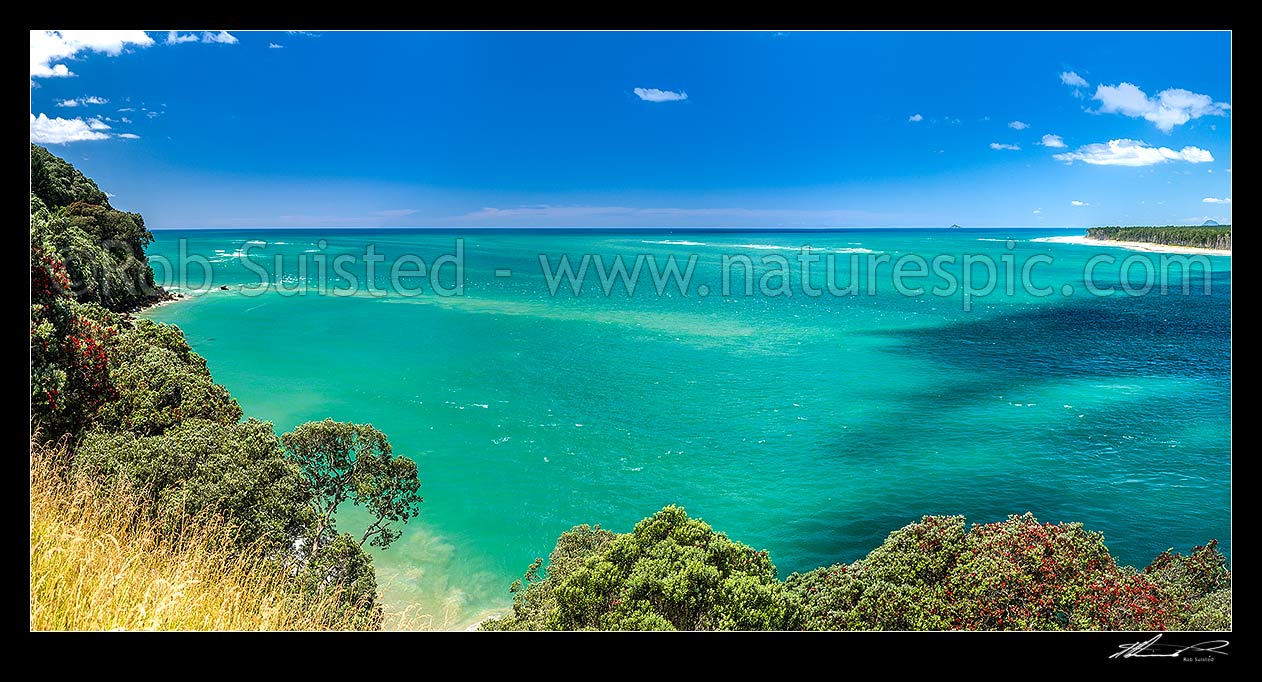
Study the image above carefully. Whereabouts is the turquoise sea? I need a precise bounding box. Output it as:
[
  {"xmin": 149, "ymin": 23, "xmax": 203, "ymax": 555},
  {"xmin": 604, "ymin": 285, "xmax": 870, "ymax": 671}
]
[{"xmin": 142, "ymin": 228, "xmax": 1231, "ymax": 629}]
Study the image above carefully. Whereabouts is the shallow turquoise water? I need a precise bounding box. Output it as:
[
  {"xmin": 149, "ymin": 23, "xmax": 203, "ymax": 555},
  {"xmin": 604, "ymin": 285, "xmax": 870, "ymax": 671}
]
[{"xmin": 143, "ymin": 228, "xmax": 1231, "ymax": 628}]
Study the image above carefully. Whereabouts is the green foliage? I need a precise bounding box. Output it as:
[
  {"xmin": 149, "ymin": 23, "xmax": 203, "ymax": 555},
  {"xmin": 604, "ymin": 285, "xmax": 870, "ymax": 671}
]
[
  {"xmin": 297, "ymin": 533, "xmax": 385, "ymax": 630},
  {"xmin": 96, "ymin": 319, "xmax": 243, "ymax": 436},
  {"xmin": 483, "ymin": 526, "xmax": 614, "ymax": 630},
  {"xmin": 282, "ymin": 419, "xmax": 423, "ymax": 551},
  {"xmin": 72, "ymin": 417, "xmax": 394, "ymax": 625},
  {"xmin": 1145, "ymin": 540, "xmax": 1232, "ymax": 629},
  {"xmin": 31, "ymin": 143, "xmax": 110, "ymax": 209},
  {"xmin": 482, "ymin": 505, "xmax": 802, "ymax": 631},
  {"xmin": 33, "ymin": 210, "xmax": 132, "ymax": 309},
  {"xmin": 1184, "ymin": 589, "xmax": 1231, "ymax": 630},
  {"xmin": 787, "ymin": 515, "xmax": 966, "ymax": 630},
  {"xmin": 63, "ymin": 201, "xmax": 153, "ymax": 250},
  {"xmin": 30, "ymin": 240, "xmax": 118, "ymax": 439},
  {"xmin": 945, "ymin": 514, "xmax": 1169, "ymax": 630},
  {"xmin": 788, "ymin": 514, "xmax": 1189, "ymax": 631},
  {"xmin": 30, "ymin": 145, "xmax": 164, "ymax": 311},
  {"xmin": 496, "ymin": 510, "xmax": 1230, "ymax": 632},
  {"xmin": 73, "ymin": 419, "xmax": 313, "ymax": 552},
  {"xmin": 1087, "ymin": 226, "xmax": 1231, "ymax": 250}
]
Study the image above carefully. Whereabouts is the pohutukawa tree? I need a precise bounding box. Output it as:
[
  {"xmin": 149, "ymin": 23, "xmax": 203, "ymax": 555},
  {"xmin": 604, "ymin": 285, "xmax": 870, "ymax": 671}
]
[{"xmin": 281, "ymin": 419, "xmax": 423, "ymax": 555}]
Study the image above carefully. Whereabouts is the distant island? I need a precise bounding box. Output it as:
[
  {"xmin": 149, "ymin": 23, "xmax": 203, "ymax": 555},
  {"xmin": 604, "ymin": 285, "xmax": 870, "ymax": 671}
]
[
  {"xmin": 1203, "ymin": 219, "xmax": 1220, "ymax": 227},
  {"xmin": 1086, "ymin": 225, "xmax": 1231, "ymax": 251}
]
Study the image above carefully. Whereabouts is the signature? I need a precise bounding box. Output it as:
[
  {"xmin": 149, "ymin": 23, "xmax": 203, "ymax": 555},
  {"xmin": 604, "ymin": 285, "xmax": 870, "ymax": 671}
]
[{"xmin": 1111, "ymin": 634, "xmax": 1230, "ymax": 660}]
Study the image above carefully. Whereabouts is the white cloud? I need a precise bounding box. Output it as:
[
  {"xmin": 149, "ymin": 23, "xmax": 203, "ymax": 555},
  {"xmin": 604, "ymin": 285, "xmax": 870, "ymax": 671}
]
[
  {"xmin": 30, "ymin": 113, "xmax": 110, "ymax": 144},
  {"xmin": 1071, "ymin": 200, "xmax": 1089, "ymax": 207},
  {"xmin": 990, "ymin": 142, "xmax": 1020, "ymax": 151},
  {"xmin": 1053, "ymin": 138, "xmax": 1214, "ymax": 167},
  {"xmin": 201, "ymin": 31, "xmax": 239, "ymax": 44},
  {"xmin": 287, "ymin": 31, "xmax": 321, "ymax": 37},
  {"xmin": 908, "ymin": 113, "xmax": 923, "ymax": 122},
  {"xmin": 120, "ymin": 117, "xmax": 132, "ymax": 123},
  {"xmin": 86, "ymin": 118, "xmax": 110, "ymax": 130},
  {"xmin": 1060, "ymin": 71, "xmax": 1089, "ymax": 88},
  {"xmin": 372, "ymin": 209, "xmax": 419, "ymax": 217},
  {"xmin": 1226, "ymin": 168, "xmax": 1232, "ymax": 173},
  {"xmin": 1032, "ymin": 208, "xmax": 1042, "ymax": 214},
  {"xmin": 1093, "ymin": 82, "xmax": 1230, "ymax": 132},
  {"xmin": 56, "ymin": 95, "xmax": 108, "ymax": 107},
  {"xmin": 30, "ymin": 30, "xmax": 153, "ymax": 79},
  {"xmin": 1008, "ymin": 120, "xmax": 1029, "ymax": 130},
  {"xmin": 1038, "ymin": 134, "xmax": 1066, "ymax": 148},
  {"xmin": 268, "ymin": 43, "xmax": 284, "ymax": 49},
  {"xmin": 166, "ymin": 30, "xmax": 239, "ymax": 45},
  {"xmin": 1202, "ymin": 197, "xmax": 1231, "ymax": 204},
  {"xmin": 633, "ymin": 87, "xmax": 688, "ymax": 102},
  {"xmin": 165, "ymin": 31, "xmax": 200, "ymax": 45},
  {"xmin": 117, "ymin": 133, "xmax": 140, "ymax": 139},
  {"xmin": 118, "ymin": 107, "xmax": 135, "ymax": 112}
]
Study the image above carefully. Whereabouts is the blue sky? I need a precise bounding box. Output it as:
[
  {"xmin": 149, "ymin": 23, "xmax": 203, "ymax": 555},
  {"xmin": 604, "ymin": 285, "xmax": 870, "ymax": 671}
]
[{"xmin": 30, "ymin": 30, "xmax": 1232, "ymax": 229}]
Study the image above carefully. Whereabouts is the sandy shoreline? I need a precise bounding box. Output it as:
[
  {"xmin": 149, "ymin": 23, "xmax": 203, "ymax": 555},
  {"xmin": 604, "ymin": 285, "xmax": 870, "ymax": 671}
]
[
  {"xmin": 1030, "ymin": 235, "xmax": 1231, "ymax": 257},
  {"xmin": 134, "ymin": 291, "xmax": 197, "ymax": 315}
]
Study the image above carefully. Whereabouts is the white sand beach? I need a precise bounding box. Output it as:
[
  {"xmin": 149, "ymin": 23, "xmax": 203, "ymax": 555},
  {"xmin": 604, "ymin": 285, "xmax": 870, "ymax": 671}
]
[
  {"xmin": 1030, "ymin": 235, "xmax": 1231, "ymax": 257},
  {"xmin": 134, "ymin": 291, "xmax": 195, "ymax": 314}
]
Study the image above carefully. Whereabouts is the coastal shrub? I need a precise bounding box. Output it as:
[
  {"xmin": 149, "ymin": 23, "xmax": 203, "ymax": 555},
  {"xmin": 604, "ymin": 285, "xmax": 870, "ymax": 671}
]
[
  {"xmin": 1145, "ymin": 540, "xmax": 1232, "ymax": 629},
  {"xmin": 31, "ymin": 143, "xmax": 110, "ymax": 208},
  {"xmin": 482, "ymin": 524, "xmax": 616, "ymax": 630},
  {"xmin": 97, "ymin": 319, "xmax": 243, "ymax": 436},
  {"xmin": 71, "ymin": 417, "xmax": 397, "ymax": 627},
  {"xmin": 30, "ymin": 144, "xmax": 164, "ymax": 311},
  {"xmin": 945, "ymin": 514, "xmax": 1171, "ymax": 630},
  {"xmin": 73, "ymin": 418, "xmax": 312, "ymax": 552},
  {"xmin": 63, "ymin": 200, "xmax": 153, "ymax": 253},
  {"xmin": 493, "ymin": 508, "xmax": 1228, "ymax": 632},
  {"xmin": 1184, "ymin": 589, "xmax": 1231, "ymax": 630},
  {"xmin": 30, "ymin": 244, "xmax": 118, "ymax": 439},
  {"xmin": 296, "ymin": 532, "xmax": 385, "ymax": 630},
  {"xmin": 481, "ymin": 505, "xmax": 802, "ymax": 631},
  {"xmin": 788, "ymin": 514, "xmax": 1179, "ymax": 631},
  {"xmin": 34, "ymin": 213, "xmax": 136, "ymax": 309},
  {"xmin": 787, "ymin": 515, "xmax": 966, "ymax": 630}
]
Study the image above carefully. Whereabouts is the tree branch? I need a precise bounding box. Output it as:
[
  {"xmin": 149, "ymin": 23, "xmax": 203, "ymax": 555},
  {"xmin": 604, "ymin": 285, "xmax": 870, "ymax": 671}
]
[{"xmin": 359, "ymin": 519, "xmax": 386, "ymax": 547}]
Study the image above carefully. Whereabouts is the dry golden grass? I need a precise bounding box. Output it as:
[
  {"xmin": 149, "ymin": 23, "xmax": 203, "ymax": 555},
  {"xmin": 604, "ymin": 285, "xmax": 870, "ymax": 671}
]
[{"xmin": 30, "ymin": 443, "xmax": 378, "ymax": 631}]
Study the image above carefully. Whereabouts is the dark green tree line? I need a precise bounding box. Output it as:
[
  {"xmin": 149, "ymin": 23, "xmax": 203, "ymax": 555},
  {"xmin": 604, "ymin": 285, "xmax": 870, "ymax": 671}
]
[{"xmin": 1087, "ymin": 225, "xmax": 1231, "ymax": 250}]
